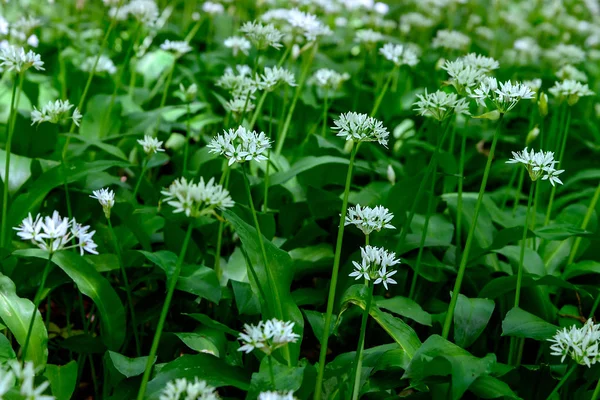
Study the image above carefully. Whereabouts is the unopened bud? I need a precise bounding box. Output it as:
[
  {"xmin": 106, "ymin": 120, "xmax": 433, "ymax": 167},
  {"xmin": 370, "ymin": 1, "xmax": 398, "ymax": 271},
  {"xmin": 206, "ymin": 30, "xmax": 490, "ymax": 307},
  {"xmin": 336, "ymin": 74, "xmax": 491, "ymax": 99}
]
[
  {"xmin": 538, "ymin": 92, "xmax": 548, "ymax": 117},
  {"xmin": 387, "ymin": 165, "xmax": 396, "ymax": 185},
  {"xmin": 526, "ymin": 126, "xmax": 540, "ymax": 146}
]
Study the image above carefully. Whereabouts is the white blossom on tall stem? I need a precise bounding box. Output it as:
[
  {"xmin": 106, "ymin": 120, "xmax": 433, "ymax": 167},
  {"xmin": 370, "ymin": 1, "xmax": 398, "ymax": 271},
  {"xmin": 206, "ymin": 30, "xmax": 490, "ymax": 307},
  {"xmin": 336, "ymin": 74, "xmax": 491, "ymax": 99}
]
[
  {"xmin": 332, "ymin": 112, "xmax": 389, "ymax": 147},
  {"xmin": 311, "ymin": 69, "xmax": 350, "ymax": 91},
  {"xmin": 240, "ymin": 21, "xmax": 283, "ymax": 50},
  {"xmin": 414, "ymin": 90, "xmax": 471, "ymax": 122},
  {"xmin": 161, "ymin": 177, "xmax": 234, "ymax": 217},
  {"xmin": 431, "ymin": 29, "xmax": 471, "ymax": 51},
  {"xmin": 349, "ymin": 246, "xmax": 400, "ymax": 290},
  {"xmin": 345, "ymin": 204, "xmax": 395, "ymax": 235},
  {"xmin": 207, "ymin": 125, "xmax": 271, "ymax": 166},
  {"xmin": 90, "ymin": 188, "xmax": 115, "ymax": 219},
  {"xmin": 548, "ymin": 319, "xmax": 600, "ymax": 367},
  {"xmin": 159, "ymin": 377, "xmax": 219, "ymax": 400},
  {"xmin": 31, "ymin": 99, "xmax": 82, "ymax": 126},
  {"xmin": 0, "ymin": 361, "xmax": 53, "ymax": 400},
  {"xmin": 0, "ymin": 45, "xmax": 44, "ymax": 72},
  {"xmin": 138, "ymin": 135, "xmax": 165, "ymax": 154},
  {"xmin": 506, "ymin": 147, "xmax": 565, "ymax": 186},
  {"xmin": 238, "ymin": 319, "xmax": 300, "ymax": 355},
  {"xmin": 81, "ymin": 55, "xmax": 117, "ymax": 75},
  {"xmin": 258, "ymin": 66, "xmax": 296, "ymax": 91},
  {"xmin": 379, "ymin": 43, "xmax": 419, "ymax": 67},
  {"xmin": 224, "ymin": 36, "xmax": 251, "ymax": 56},
  {"xmin": 549, "ymin": 80, "xmax": 595, "ymax": 106},
  {"xmin": 469, "ymin": 77, "xmax": 535, "ymax": 114},
  {"xmin": 160, "ymin": 40, "xmax": 192, "ymax": 57}
]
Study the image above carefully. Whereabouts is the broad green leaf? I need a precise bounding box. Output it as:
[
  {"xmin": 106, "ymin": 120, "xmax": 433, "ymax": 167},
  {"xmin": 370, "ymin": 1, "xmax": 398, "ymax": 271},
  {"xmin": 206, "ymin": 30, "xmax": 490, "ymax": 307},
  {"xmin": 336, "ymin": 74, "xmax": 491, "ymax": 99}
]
[
  {"xmin": 376, "ymin": 296, "xmax": 432, "ymax": 326},
  {"xmin": 340, "ymin": 285, "xmax": 421, "ymax": 358},
  {"xmin": 247, "ymin": 358, "xmax": 306, "ymax": 398},
  {"xmin": 501, "ymin": 307, "xmax": 558, "ymax": 340},
  {"xmin": 453, "ymin": 294, "xmax": 495, "ymax": 348},
  {"xmin": 303, "ymin": 309, "xmax": 334, "ymax": 345},
  {"xmin": 0, "ymin": 149, "xmax": 32, "ymax": 194},
  {"xmin": 534, "ymin": 224, "xmax": 592, "ymax": 241},
  {"xmin": 469, "ymin": 375, "xmax": 519, "ymax": 399},
  {"xmin": 0, "ymin": 273, "xmax": 47, "ymax": 367},
  {"xmin": 223, "ymin": 210, "xmax": 304, "ymax": 362},
  {"xmin": 63, "ymin": 134, "xmax": 128, "ymax": 160},
  {"xmin": 0, "ymin": 82, "xmax": 32, "ymax": 122},
  {"xmin": 14, "ymin": 249, "xmax": 126, "ymax": 350},
  {"xmin": 44, "ymin": 361, "xmax": 78, "ymax": 400},
  {"xmin": 184, "ymin": 313, "xmax": 238, "ymax": 336},
  {"xmin": 563, "ymin": 260, "xmax": 600, "ymax": 280},
  {"xmin": 0, "ymin": 333, "xmax": 16, "ymax": 362},
  {"xmin": 270, "ymin": 156, "xmax": 369, "ymax": 187},
  {"xmin": 443, "ymin": 193, "xmax": 496, "ymax": 248},
  {"xmin": 494, "ymin": 245, "xmax": 546, "ymax": 277},
  {"xmin": 403, "ymin": 335, "xmax": 496, "ymax": 400},
  {"xmin": 173, "ymin": 332, "xmax": 221, "ymax": 356},
  {"xmin": 145, "ymin": 354, "xmax": 251, "ymax": 399},
  {"xmin": 108, "ymin": 351, "xmax": 156, "ymax": 378},
  {"xmin": 136, "ymin": 50, "xmax": 175, "ymax": 86}
]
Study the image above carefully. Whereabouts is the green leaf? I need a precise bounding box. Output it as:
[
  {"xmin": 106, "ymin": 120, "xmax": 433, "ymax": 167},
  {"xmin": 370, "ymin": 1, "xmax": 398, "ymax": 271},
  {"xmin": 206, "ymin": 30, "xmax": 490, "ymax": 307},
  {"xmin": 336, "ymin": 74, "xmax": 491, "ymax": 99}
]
[
  {"xmin": 247, "ymin": 358, "xmax": 307, "ymax": 397},
  {"xmin": 270, "ymin": 156, "xmax": 369, "ymax": 187},
  {"xmin": 44, "ymin": 361, "xmax": 78, "ymax": 400},
  {"xmin": 443, "ymin": 193, "xmax": 496, "ymax": 248},
  {"xmin": 223, "ymin": 210, "xmax": 304, "ymax": 362},
  {"xmin": 173, "ymin": 332, "xmax": 221, "ymax": 356},
  {"xmin": 136, "ymin": 50, "xmax": 175, "ymax": 86},
  {"xmin": 303, "ymin": 309, "xmax": 335, "ymax": 345},
  {"xmin": 0, "ymin": 149, "xmax": 32, "ymax": 195},
  {"xmin": 376, "ymin": 296, "xmax": 432, "ymax": 326},
  {"xmin": 0, "ymin": 273, "xmax": 47, "ymax": 367},
  {"xmin": 340, "ymin": 285, "xmax": 421, "ymax": 358},
  {"xmin": 494, "ymin": 245, "xmax": 546, "ymax": 277},
  {"xmin": 453, "ymin": 294, "xmax": 495, "ymax": 348},
  {"xmin": 0, "ymin": 333, "xmax": 16, "ymax": 362},
  {"xmin": 145, "ymin": 354, "xmax": 251, "ymax": 399},
  {"xmin": 469, "ymin": 375, "xmax": 519, "ymax": 399},
  {"xmin": 563, "ymin": 260, "xmax": 600, "ymax": 280},
  {"xmin": 108, "ymin": 351, "xmax": 156, "ymax": 378},
  {"xmin": 501, "ymin": 307, "xmax": 558, "ymax": 340},
  {"xmin": 403, "ymin": 335, "xmax": 496, "ymax": 400},
  {"xmin": 534, "ymin": 224, "xmax": 592, "ymax": 241},
  {"xmin": 14, "ymin": 249, "xmax": 126, "ymax": 350},
  {"xmin": 183, "ymin": 313, "xmax": 238, "ymax": 336},
  {"xmin": 63, "ymin": 134, "xmax": 128, "ymax": 160}
]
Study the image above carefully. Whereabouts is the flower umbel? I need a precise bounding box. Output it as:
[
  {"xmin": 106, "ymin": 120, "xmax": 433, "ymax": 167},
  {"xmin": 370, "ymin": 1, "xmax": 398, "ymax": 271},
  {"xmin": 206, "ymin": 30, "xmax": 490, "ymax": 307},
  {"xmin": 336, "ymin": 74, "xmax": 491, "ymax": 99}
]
[
  {"xmin": 506, "ymin": 147, "xmax": 565, "ymax": 186},
  {"xmin": 345, "ymin": 204, "xmax": 395, "ymax": 235},
  {"xmin": 469, "ymin": 77, "xmax": 535, "ymax": 114},
  {"xmin": 138, "ymin": 135, "xmax": 165, "ymax": 155},
  {"xmin": 207, "ymin": 126, "xmax": 271, "ymax": 166},
  {"xmin": 549, "ymin": 80, "xmax": 595, "ymax": 106},
  {"xmin": 332, "ymin": 112, "xmax": 389, "ymax": 147},
  {"xmin": 0, "ymin": 45, "xmax": 44, "ymax": 72},
  {"xmin": 414, "ymin": 90, "xmax": 471, "ymax": 121},
  {"xmin": 0, "ymin": 360, "xmax": 54, "ymax": 400},
  {"xmin": 548, "ymin": 319, "xmax": 600, "ymax": 367},
  {"xmin": 161, "ymin": 177, "xmax": 234, "ymax": 218},
  {"xmin": 258, "ymin": 391, "xmax": 297, "ymax": 400},
  {"xmin": 31, "ymin": 100, "xmax": 82, "ymax": 126},
  {"xmin": 238, "ymin": 319, "xmax": 300, "ymax": 355},
  {"xmin": 349, "ymin": 246, "xmax": 401, "ymax": 289},
  {"xmin": 159, "ymin": 377, "xmax": 219, "ymax": 400},
  {"xmin": 90, "ymin": 188, "xmax": 115, "ymax": 219},
  {"xmin": 379, "ymin": 43, "xmax": 419, "ymax": 67}
]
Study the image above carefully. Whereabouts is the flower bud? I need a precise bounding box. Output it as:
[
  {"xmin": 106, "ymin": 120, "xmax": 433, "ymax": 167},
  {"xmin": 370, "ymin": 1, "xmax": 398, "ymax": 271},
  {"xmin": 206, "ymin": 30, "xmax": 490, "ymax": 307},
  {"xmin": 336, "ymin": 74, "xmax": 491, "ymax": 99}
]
[
  {"xmin": 387, "ymin": 165, "xmax": 396, "ymax": 185},
  {"xmin": 538, "ymin": 92, "xmax": 548, "ymax": 117},
  {"xmin": 526, "ymin": 126, "xmax": 540, "ymax": 146}
]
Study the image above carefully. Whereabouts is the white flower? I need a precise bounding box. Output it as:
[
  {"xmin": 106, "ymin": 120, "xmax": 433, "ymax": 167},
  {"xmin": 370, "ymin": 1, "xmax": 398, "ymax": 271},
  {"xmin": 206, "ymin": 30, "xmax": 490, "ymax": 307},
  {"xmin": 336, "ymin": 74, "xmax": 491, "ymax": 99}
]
[
  {"xmin": 125, "ymin": 0, "xmax": 159, "ymax": 26},
  {"xmin": 459, "ymin": 53, "xmax": 499, "ymax": 72},
  {"xmin": 549, "ymin": 80, "xmax": 595, "ymax": 106},
  {"xmin": 506, "ymin": 147, "xmax": 564, "ymax": 186},
  {"xmin": 161, "ymin": 177, "xmax": 234, "ymax": 217},
  {"xmin": 160, "ymin": 40, "xmax": 192, "ymax": 56},
  {"xmin": 355, "ymin": 28, "xmax": 384, "ymax": 45},
  {"xmin": 258, "ymin": 66, "xmax": 296, "ymax": 91},
  {"xmin": 311, "ymin": 68, "xmax": 350, "ymax": 91},
  {"xmin": 208, "ymin": 125, "xmax": 271, "ymax": 166},
  {"xmin": 224, "ymin": 36, "xmax": 251, "ymax": 56},
  {"xmin": 14, "ymin": 211, "xmax": 97, "ymax": 255},
  {"xmin": 202, "ymin": 1, "xmax": 225, "ymax": 15},
  {"xmin": 258, "ymin": 391, "xmax": 296, "ymax": 400},
  {"xmin": 332, "ymin": 112, "xmax": 389, "ymax": 147},
  {"xmin": 548, "ymin": 319, "xmax": 600, "ymax": 367},
  {"xmin": 159, "ymin": 377, "xmax": 219, "ymax": 400},
  {"xmin": 556, "ymin": 64, "xmax": 588, "ymax": 82},
  {"xmin": 349, "ymin": 246, "xmax": 400, "ymax": 289},
  {"xmin": 0, "ymin": 361, "xmax": 54, "ymax": 400},
  {"xmin": 545, "ymin": 43, "xmax": 586, "ymax": 66},
  {"xmin": 431, "ymin": 29, "xmax": 471, "ymax": 51},
  {"xmin": 225, "ymin": 96, "xmax": 255, "ymax": 114},
  {"xmin": 379, "ymin": 43, "xmax": 418, "ymax": 67},
  {"xmin": 138, "ymin": 135, "xmax": 165, "ymax": 154},
  {"xmin": 0, "ymin": 45, "xmax": 44, "ymax": 72},
  {"xmin": 469, "ymin": 77, "xmax": 535, "ymax": 113},
  {"xmin": 31, "ymin": 99, "xmax": 81, "ymax": 126},
  {"xmin": 216, "ymin": 65, "xmax": 259, "ymax": 98},
  {"xmin": 345, "ymin": 204, "xmax": 395, "ymax": 235},
  {"xmin": 90, "ymin": 188, "xmax": 115, "ymax": 219},
  {"xmin": 286, "ymin": 8, "xmax": 332, "ymax": 42},
  {"xmin": 81, "ymin": 55, "xmax": 117, "ymax": 75},
  {"xmin": 414, "ymin": 90, "xmax": 470, "ymax": 121},
  {"xmin": 442, "ymin": 60, "xmax": 486, "ymax": 94},
  {"xmin": 178, "ymin": 83, "xmax": 197, "ymax": 102},
  {"xmin": 240, "ymin": 21, "xmax": 283, "ymax": 50},
  {"xmin": 238, "ymin": 319, "xmax": 299, "ymax": 356}
]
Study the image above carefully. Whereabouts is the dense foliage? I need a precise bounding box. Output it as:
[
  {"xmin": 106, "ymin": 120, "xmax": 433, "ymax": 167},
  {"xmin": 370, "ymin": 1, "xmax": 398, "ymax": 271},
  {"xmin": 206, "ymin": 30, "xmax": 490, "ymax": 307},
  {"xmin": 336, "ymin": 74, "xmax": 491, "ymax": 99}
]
[{"xmin": 1, "ymin": 0, "xmax": 600, "ymax": 399}]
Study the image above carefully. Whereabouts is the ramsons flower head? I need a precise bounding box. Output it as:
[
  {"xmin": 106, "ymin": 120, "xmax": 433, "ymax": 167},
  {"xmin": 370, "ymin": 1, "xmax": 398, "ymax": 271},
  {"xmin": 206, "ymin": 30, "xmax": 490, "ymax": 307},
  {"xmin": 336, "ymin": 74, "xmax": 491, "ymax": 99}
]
[
  {"xmin": 345, "ymin": 204, "xmax": 395, "ymax": 235},
  {"xmin": 138, "ymin": 135, "xmax": 165, "ymax": 154},
  {"xmin": 442, "ymin": 60, "xmax": 486, "ymax": 94},
  {"xmin": 14, "ymin": 211, "xmax": 98, "ymax": 255},
  {"xmin": 506, "ymin": 147, "xmax": 564, "ymax": 186},
  {"xmin": 216, "ymin": 65, "xmax": 258, "ymax": 99},
  {"xmin": 379, "ymin": 43, "xmax": 418, "ymax": 67},
  {"xmin": 349, "ymin": 246, "xmax": 400, "ymax": 289},
  {"xmin": 414, "ymin": 90, "xmax": 471, "ymax": 122},
  {"xmin": 0, "ymin": 360, "xmax": 54, "ymax": 400},
  {"xmin": 31, "ymin": 100, "xmax": 82, "ymax": 127},
  {"xmin": 285, "ymin": 8, "xmax": 332, "ymax": 42},
  {"xmin": 159, "ymin": 377, "xmax": 219, "ymax": 400},
  {"xmin": 160, "ymin": 40, "xmax": 192, "ymax": 56},
  {"xmin": 90, "ymin": 187, "xmax": 115, "ymax": 219},
  {"xmin": 332, "ymin": 112, "xmax": 389, "ymax": 147},
  {"xmin": 80, "ymin": 55, "xmax": 117, "ymax": 75},
  {"xmin": 238, "ymin": 319, "xmax": 300, "ymax": 355},
  {"xmin": 355, "ymin": 28, "xmax": 384, "ymax": 45},
  {"xmin": 0, "ymin": 45, "xmax": 44, "ymax": 72},
  {"xmin": 240, "ymin": 21, "xmax": 283, "ymax": 50},
  {"xmin": 224, "ymin": 36, "xmax": 251, "ymax": 56},
  {"xmin": 208, "ymin": 126, "xmax": 271, "ymax": 166},
  {"xmin": 549, "ymin": 80, "xmax": 595, "ymax": 106},
  {"xmin": 431, "ymin": 29, "xmax": 471, "ymax": 51},
  {"xmin": 161, "ymin": 177, "xmax": 234, "ymax": 217},
  {"xmin": 469, "ymin": 77, "xmax": 535, "ymax": 114},
  {"xmin": 548, "ymin": 319, "xmax": 600, "ymax": 368},
  {"xmin": 258, "ymin": 66, "xmax": 296, "ymax": 91},
  {"xmin": 258, "ymin": 391, "xmax": 296, "ymax": 400},
  {"xmin": 311, "ymin": 69, "xmax": 350, "ymax": 91}
]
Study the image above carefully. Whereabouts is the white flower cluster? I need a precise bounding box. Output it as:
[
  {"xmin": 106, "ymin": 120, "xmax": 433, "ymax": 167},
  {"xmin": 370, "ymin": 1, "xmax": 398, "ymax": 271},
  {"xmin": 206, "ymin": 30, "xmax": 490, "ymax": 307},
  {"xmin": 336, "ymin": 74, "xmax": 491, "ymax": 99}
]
[
  {"xmin": 258, "ymin": 391, "xmax": 296, "ymax": 400},
  {"xmin": 208, "ymin": 126, "xmax": 271, "ymax": 166},
  {"xmin": 216, "ymin": 65, "xmax": 258, "ymax": 103},
  {"xmin": 431, "ymin": 29, "xmax": 471, "ymax": 51},
  {"xmin": 556, "ymin": 64, "xmax": 587, "ymax": 83},
  {"xmin": 240, "ymin": 21, "xmax": 283, "ymax": 50},
  {"xmin": 202, "ymin": 2, "xmax": 225, "ymax": 15},
  {"xmin": 81, "ymin": 55, "xmax": 117, "ymax": 75},
  {"xmin": 442, "ymin": 53, "xmax": 499, "ymax": 94},
  {"xmin": 238, "ymin": 318, "xmax": 300, "ymax": 355},
  {"xmin": 0, "ymin": 360, "xmax": 54, "ymax": 400},
  {"xmin": 160, "ymin": 40, "xmax": 192, "ymax": 56},
  {"xmin": 311, "ymin": 69, "xmax": 350, "ymax": 91},
  {"xmin": 469, "ymin": 77, "xmax": 535, "ymax": 113},
  {"xmin": 355, "ymin": 28, "xmax": 384, "ymax": 45},
  {"xmin": 261, "ymin": 8, "xmax": 331, "ymax": 43},
  {"xmin": 0, "ymin": 16, "xmax": 40, "ymax": 49},
  {"xmin": 548, "ymin": 319, "xmax": 600, "ymax": 367},
  {"xmin": 258, "ymin": 66, "xmax": 296, "ymax": 91},
  {"xmin": 349, "ymin": 246, "xmax": 400, "ymax": 290},
  {"xmin": 138, "ymin": 135, "xmax": 165, "ymax": 155},
  {"xmin": 15, "ymin": 211, "xmax": 98, "ymax": 255},
  {"xmin": 549, "ymin": 80, "xmax": 595, "ymax": 106},
  {"xmin": 414, "ymin": 89, "xmax": 470, "ymax": 121},
  {"xmin": 332, "ymin": 112, "xmax": 389, "ymax": 147},
  {"xmin": 161, "ymin": 177, "xmax": 234, "ymax": 217},
  {"xmin": 379, "ymin": 43, "xmax": 419, "ymax": 67},
  {"xmin": 506, "ymin": 147, "xmax": 564, "ymax": 186},
  {"xmin": 159, "ymin": 377, "xmax": 219, "ymax": 400},
  {"xmin": 112, "ymin": 0, "xmax": 159, "ymax": 26},
  {"xmin": 31, "ymin": 99, "xmax": 82, "ymax": 127},
  {"xmin": 224, "ymin": 36, "xmax": 251, "ymax": 56},
  {"xmin": 90, "ymin": 188, "xmax": 115, "ymax": 219},
  {"xmin": 545, "ymin": 43, "xmax": 586, "ymax": 66},
  {"xmin": 0, "ymin": 45, "xmax": 44, "ymax": 73},
  {"xmin": 345, "ymin": 204, "xmax": 395, "ymax": 235}
]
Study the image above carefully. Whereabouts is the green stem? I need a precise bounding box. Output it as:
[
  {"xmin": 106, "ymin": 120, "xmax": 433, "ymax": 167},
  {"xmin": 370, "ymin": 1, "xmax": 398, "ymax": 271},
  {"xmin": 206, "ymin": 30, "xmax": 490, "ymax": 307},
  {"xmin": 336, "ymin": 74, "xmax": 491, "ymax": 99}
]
[
  {"xmin": 314, "ymin": 145, "xmax": 359, "ymax": 400},
  {"xmin": 501, "ymin": 168, "xmax": 518, "ymax": 210},
  {"xmin": 321, "ymin": 90, "xmax": 329, "ymax": 137},
  {"xmin": 370, "ymin": 64, "xmax": 398, "ymax": 117},
  {"xmin": 442, "ymin": 114, "xmax": 504, "ymax": 339},
  {"xmin": 456, "ymin": 129, "xmax": 467, "ymax": 266},
  {"xmin": 155, "ymin": 62, "xmax": 176, "ymax": 134},
  {"xmin": 545, "ymin": 107, "xmax": 571, "ymax": 226},
  {"xmin": 263, "ymin": 96, "xmax": 274, "ymax": 212},
  {"xmin": 0, "ymin": 72, "xmax": 21, "ymax": 248},
  {"xmin": 22, "ymin": 254, "xmax": 53, "ymax": 361},
  {"xmin": 568, "ymin": 181, "xmax": 600, "ymax": 264},
  {"xmin": 108, "ymin": 217, "xmax": 141, "ymax": 356},
  {"xmin": 512, "ymin": 168, "xmax": 525, "ymax": 217},
  {"xmin": 350, "ymin": 280, "xmax": 373, "ymax": 400},
  {"xmin": 249, "ymin": 91, "xmax": 268, "ymax": 129},
  {"xmin": 591, "ymin": 378, "xmax": 600, "ymax": 400},
  {"xmin": 214, "ymin": 168, "xmax": 231, "ymax": 283},
  {"xmin": 137, "ymin": 223, "xmax": 194, "ymax": 400},
  {"xmin": 268, "ymin": 356, "xmax": 276, "ymax": 389},
  {"xmin": 545, "ymin": 364, "xmax": 577, "ymax": 400},
  {"xmin": 133, "ymin": 158, "xmax": 149, "ymax": 199},
  {"xmin": 183, "ymin": 102, "xmax": 192, "ymax": 177},
  {"xmin": 275, "ymin": 44, "xmax": 318, "ymax": 156},
  {"xmin": 514, "ymin": 181, "xmax": 535, "ymax": 308}
]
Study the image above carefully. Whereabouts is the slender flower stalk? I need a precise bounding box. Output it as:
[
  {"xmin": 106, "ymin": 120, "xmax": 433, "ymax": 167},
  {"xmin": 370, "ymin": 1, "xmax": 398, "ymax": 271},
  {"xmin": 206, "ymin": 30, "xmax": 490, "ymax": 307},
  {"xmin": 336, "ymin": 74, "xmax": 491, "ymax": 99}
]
[
  {"xmin": 544, "ymin": 108, "xmax": 571, "ymax": 226},
  {"xmin": 545, "ymin": 364, "xmax": 577, "ymax": 400},
  {"xmin": 351, "ymin": 280, "xmax": 373, "ymax": 400},
  {"xmin": 455, "ymin": 125, "xmax": 468, "ymax": 265},
  {"xmin": 370, "ymin": 64, "xmax": 398, "ymax": 117},
  {"xmin": 214, "ymin": 167, "xmax": 231, "ymax": 283},
  {"xmin": 22, "ymin": 255, "xmax": 52, "ymax": 361},
  {"xmin": 568, "ymin": 181, "xmax": 600, "ymax": 264},
  {"xmin": 321, "ymin": 90, "xmax": 329, "ymax": 137},
  {"xmin": 515, "ymin": 182, "xmax": 535, "ymax": 308},
  {"xmin": 442, "ymin": 115, "xmax": 505, "ymax": 339}
]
